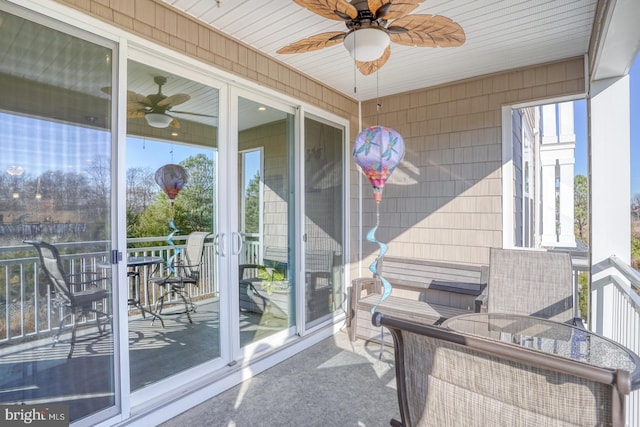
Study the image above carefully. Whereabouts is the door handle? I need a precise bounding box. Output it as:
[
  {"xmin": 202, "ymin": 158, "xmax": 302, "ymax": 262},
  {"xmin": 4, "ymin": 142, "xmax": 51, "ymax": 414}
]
[
  {"xmin": 215, "ymin": 233, "xmax": 225, "ymax": 257},
  {"xmin": 231, "ymin": 232, "xmax": 243, "ymax": 256}
]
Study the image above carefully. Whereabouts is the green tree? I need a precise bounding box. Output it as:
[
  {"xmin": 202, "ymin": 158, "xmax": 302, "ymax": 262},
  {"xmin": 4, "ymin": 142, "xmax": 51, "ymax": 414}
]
[
  {"xmin": 574, "ymin": 174, "xmax": 588, "ymax": 243},
  {"xmin": 131, "ymin": 154, "xmax": 215, "ymax": 237},
  {"xmin": 632, "ymin": 233, "xmax": 640, "ymax": 270},
  {"xmin": 244, "ymin": 171, "xmax": 260, "ymax": 233},
  {"xmin": 631, "ymin": 193, "xmax": 640, "ymax": 269},
  {"xmin": 174, "ymin": 154, "xmax": 215, "ymax": 232},
  {"xmin": 132, "ymin": 194, "xmax": 174, "ymax": 238}
]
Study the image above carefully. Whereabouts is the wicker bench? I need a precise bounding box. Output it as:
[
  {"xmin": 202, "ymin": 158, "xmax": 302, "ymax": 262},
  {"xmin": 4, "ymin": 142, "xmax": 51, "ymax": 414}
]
[{"xmin": 348, "ymin": 256, "xmax": 488, "ymax": 342}]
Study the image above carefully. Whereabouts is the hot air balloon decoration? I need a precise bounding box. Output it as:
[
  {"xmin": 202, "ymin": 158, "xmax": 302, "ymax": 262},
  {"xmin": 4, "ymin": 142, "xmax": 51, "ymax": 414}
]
[
  {"xmin": 353, "ymin": 125, "xmax": 405, "ymax": 317},
  {"xmin": 353, "ymin": 126, "xmax": 405, "ymax": 204},
  {"xmin": 155, "ymin": 164, "xmax": 188, "ymax": 274},
  {"xmin": 155, "ymin": 164, "xmax": 188, "ymax": 211}
]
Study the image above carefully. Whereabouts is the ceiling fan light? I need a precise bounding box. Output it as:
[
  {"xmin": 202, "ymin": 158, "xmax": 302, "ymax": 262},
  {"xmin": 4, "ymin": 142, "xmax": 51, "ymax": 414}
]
[
  {"xmin": 145, "ymin": 113, "xmax": 173, "ymax": 128},
  {"xmin": 344, "ymin": 28, "xmax": 390, "ymax": 62}
]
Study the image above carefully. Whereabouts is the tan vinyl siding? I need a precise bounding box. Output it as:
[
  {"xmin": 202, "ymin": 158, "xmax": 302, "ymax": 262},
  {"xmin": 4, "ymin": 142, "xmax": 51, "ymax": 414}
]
[{"xmin": 353, "ymin": 57, "xmax": 585, "ymax": 271}]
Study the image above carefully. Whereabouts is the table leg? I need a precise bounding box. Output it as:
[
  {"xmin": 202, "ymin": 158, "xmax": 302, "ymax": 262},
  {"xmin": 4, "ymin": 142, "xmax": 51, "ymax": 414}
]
[{"xmin": 129, "ymin": 266, "xmax": 164, "ymax": 328}]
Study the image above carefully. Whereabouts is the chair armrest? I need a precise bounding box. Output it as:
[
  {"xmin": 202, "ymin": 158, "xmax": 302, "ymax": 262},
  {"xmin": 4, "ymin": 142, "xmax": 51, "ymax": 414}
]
[
  {"xmin": 351, "ymin": 277, "xmax": 380, "ymax": 299},
  {"xmin": 348, "ymin": 278, "xmax": 380, "ymax": 323},
  {"xmin": 68, "ymin": 272, "xmax": 108, "ymax": 289},
  {"xmin": 239, "ymin": 263, "xmax": 274, "ymax": 281},
  {"xmin": 572, "ymin": 317, "xmax": 586, "ymax": 329},
  {"xmin": 175, "ymin": 261, "xmax": 201, "ymax": 271},
  {"xmin": 475, "ymin": 285, "xmax": 488, "ymax": 313}
]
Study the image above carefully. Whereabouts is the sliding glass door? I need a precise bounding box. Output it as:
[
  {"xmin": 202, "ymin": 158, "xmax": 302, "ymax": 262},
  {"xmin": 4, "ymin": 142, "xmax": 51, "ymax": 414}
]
[
  {"xmin": 303, "ymin": 117, "xmax": 344, "ymax": 328},
  {"xmin": 0, "ymin": 4, "xmax": 348, "ymax": 424},
  {"xmin": 125, "ymin": 60, "xmax": 220, "ymax": 391},
  {"xmin": 0, "ymin": 6, "xmax": 117, "ymax": 423},
  {"xmin": 236, "ymin": 96, "xmax": 296, "ymax": 352}
]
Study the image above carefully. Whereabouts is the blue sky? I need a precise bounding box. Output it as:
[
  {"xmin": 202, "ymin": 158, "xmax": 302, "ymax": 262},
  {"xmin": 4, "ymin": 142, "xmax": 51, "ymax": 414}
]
[
  {"xmin": 126, "ymin": 137, "xmax": 213, "ymax": 171},
  {"xmin": 126, "ymin": 137, "xmax": 258, "ymax": 190}
]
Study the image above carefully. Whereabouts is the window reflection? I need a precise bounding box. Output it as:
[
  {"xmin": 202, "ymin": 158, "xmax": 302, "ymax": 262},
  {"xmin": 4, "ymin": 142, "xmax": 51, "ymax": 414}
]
[
  {"xmin": 125, "ymin": 61, "xmax": 220, "ymax": 391},
  {"xmin": 0, "ymin": 9, "xmax": 115, "ymax": 422}
]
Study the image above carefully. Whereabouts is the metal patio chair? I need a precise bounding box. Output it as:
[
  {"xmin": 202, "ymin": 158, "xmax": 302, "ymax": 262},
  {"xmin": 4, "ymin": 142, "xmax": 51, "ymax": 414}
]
[
  {"xmin": 374, "ymin": 312, "xmax": 628, "ymax": 427},
  {"xmin": 152, "ymin": 231, "xmax": 211, "ymax": 323},
  {"xmin": 24, "ymin": 240, "xmax": 111, "ymax": 358},
  {"xmin": 238, "ymin": 263, "xmax": 272, "ymax": 314},
  {"xmin": 487, "ymin": 247, "xmax": 583, "ymax": 326}
]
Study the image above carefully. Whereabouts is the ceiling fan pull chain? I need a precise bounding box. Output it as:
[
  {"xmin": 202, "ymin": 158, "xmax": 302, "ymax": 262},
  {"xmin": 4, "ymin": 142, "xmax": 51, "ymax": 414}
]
[
  {"xmin": 353, "ymin": 30, "xmax": 357, "ymax": 94},
  {"xmin": 376, "ymin": 60, "xmax": 380, "ymax": 125}
]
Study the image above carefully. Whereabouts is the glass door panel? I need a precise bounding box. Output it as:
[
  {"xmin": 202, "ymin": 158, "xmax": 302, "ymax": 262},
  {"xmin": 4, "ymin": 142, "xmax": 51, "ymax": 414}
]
[
  {"xmin": 0, "ymin": 8, "xmax": 116, "ymax": 423},
  {"xmin": 237, "ymin": 97, "xmax": 295, "ymax": 349},
  {"xmin": 125, "ymin": 60, "xmax": 220, "ymax": 390},
  {"xmin": 303, "ymin": 117, "xmax": 344, "ymax": 327}
]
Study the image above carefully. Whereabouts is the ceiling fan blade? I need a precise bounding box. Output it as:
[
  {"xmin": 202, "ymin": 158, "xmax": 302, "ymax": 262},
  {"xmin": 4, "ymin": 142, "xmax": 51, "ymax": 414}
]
[
  {"xmin": 169, "ymin": 118, "xmax": 181, "ymax": 129},
  {"xmin": 128, "ymin": 101, "xmax": 149, "ymax": 112},
  {"xmin": 293, "ymin": 0, "xmax": 358, "ymax": 20},
  {"xmin": 157, "ymin": 93, "xmax": 190, "ymax": 108},
  {"xmin": 277, "ymin": 31, "xmax": 346, "ymax": 54},
  {"xmin": 389, "ymin": 15, "xmax": 465, "ymax": 47},
  {"xmin": 170, "ymin": 110, "xmax": 218, "ymax": 118},
  {"xmin": 368, "ymin": 0, "xmax": 422, "ymax": 20},
  {"xmin": 101, "ymin": 87, "xmax": 151, "ymax": 103},
  {"xmin": 356, "ymin": 45, "xmax": 391, "ymax": 75},
  {"xmin": 127, "ymin": 110, "xmax": 146, "ymax": 119}
]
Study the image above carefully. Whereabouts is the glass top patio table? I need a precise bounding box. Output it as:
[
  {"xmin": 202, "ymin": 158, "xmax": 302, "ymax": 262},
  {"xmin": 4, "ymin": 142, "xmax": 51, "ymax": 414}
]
[{"xmin": 442, "ymin": 312, "xmax": 640, "ymax": 390}]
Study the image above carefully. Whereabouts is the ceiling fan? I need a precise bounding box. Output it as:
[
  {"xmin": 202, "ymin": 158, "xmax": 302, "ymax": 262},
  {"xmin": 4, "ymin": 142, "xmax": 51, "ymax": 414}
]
[
  {"xmin": 277, "ymin": 0, "xmax": 465, "ymax": 75},
  {"xmin": 121, "ymin": 76, "xmax": 216, "ymax": 129}
]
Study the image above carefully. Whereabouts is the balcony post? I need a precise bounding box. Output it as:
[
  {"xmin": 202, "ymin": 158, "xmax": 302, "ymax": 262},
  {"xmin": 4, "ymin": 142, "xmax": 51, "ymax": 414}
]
[{"xmin": 589, "ymin": 75, "xmax": 631, "ymax": 336}]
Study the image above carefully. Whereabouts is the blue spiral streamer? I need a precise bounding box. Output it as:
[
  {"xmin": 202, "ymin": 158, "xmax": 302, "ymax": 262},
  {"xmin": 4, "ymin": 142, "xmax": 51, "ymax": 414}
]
[
  {"xmin": 367, "ymin": 224, "xmax": 392, "ymax": 315},
  {"xmin": 166, "ymin": 219, "xmax": 181, "ymax": 274}
]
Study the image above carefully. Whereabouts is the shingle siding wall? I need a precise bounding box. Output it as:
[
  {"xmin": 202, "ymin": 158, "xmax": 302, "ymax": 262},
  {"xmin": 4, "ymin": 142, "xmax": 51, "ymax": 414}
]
[{"xmin": 352, "ymin": 58, "xmax": 585, "ymax": 272}]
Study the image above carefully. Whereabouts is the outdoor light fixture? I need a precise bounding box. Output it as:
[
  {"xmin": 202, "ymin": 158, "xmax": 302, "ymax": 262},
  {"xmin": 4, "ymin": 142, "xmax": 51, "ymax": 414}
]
[
  {"xmin": 343, "ymin": 28, "xmax": 390, "ymax": 62},
  {"xmin": 6, "ymin": 166, "xmax": 24, "ymax": 176},
  {"xmin": 145, "ymin": 113, "xmax": 173, "ymax": 128}
]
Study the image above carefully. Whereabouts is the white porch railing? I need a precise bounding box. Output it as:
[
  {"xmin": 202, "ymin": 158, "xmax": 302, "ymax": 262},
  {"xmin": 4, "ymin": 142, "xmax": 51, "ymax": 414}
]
[
  {"xmin": 0, "ymin": 236, "xmax": 262, "ymax": 344},
  {"xmin": 591, "ymin": 255, "xmax": 640, "ymax": 427}
]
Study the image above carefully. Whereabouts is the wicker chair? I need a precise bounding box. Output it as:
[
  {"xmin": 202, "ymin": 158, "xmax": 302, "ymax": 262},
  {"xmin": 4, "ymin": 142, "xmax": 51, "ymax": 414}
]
[
  {"xmin": 487, "ymin": 248, "xmax": 583, "ymax": 325},
  {"xmin": 373, "ymin": 312, "xmax": 630, "ymax": 427}
]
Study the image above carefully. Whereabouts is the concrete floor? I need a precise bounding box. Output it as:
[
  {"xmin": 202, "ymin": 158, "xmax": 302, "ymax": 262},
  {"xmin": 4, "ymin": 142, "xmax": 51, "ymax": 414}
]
[{"xmin": 159, "ymin": 329, "xmax": 401, "ymax": 427}]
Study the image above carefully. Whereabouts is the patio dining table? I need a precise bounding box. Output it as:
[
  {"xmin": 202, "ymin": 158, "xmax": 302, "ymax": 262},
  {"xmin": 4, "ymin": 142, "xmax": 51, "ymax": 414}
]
[
  {"xmin": 442, "ymin": 312, "xmax": 640, "ymax": 391},
  {"xmin": 127, "ymin": 256, "xmax": 165, "ymax": 327}
]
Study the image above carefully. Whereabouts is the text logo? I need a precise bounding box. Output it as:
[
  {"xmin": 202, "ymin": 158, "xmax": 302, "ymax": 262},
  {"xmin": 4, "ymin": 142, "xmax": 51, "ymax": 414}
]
[{"xmin": 1, "ymin": 405, "xmax": 69, "ymax": 427}]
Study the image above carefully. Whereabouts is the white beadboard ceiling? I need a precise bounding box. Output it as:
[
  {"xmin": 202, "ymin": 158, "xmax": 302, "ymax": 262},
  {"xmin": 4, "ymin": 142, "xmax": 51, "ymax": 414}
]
[
  {"xmin": 0, "ymin": 1, "xmax": 599, "ymax": 132},
  {"xmin": 162, "ymin": 0, "xmax": 598, "ymax": 101}
]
